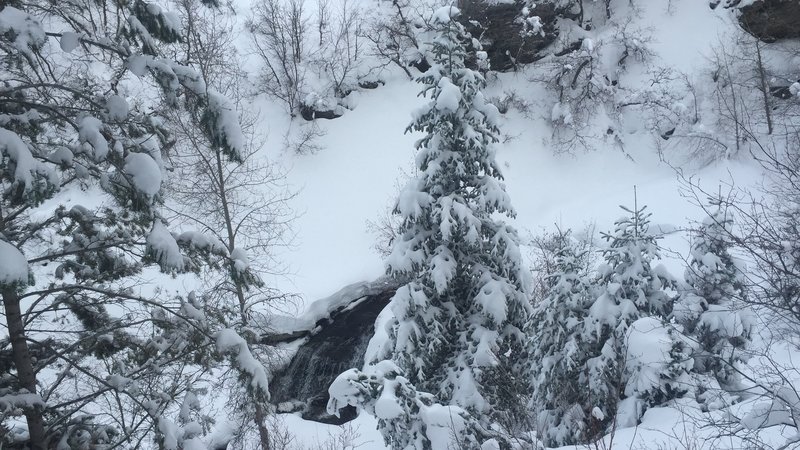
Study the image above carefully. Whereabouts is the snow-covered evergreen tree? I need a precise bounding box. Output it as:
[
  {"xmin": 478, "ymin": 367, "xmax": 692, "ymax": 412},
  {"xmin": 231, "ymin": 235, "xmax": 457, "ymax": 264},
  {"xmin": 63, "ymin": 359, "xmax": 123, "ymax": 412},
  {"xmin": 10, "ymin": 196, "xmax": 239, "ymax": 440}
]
[
  {"xmin": 529, "ymin": 229, "xmax": 597, "ymax": 447},
  {"xmin": 530, "ymin": 205, "xmax": 688, "ymax": 446},
  {"xmin": 329, "ymin": 6, "xmax": 532, "ymax": 448},
  {"xmin": 679, "ymin": 207, "xmax": 751, "ymax": 387},
  {"xmin": 0, "ymin": 1, "xmax": 265, "ymax": 447},
  {"xmin": 588, "ymin": 204, "xmax": 689, "ymax": 428},
  {"xmin": 329, "ymin": 360, "xmax": 483, "ymax": 450}
]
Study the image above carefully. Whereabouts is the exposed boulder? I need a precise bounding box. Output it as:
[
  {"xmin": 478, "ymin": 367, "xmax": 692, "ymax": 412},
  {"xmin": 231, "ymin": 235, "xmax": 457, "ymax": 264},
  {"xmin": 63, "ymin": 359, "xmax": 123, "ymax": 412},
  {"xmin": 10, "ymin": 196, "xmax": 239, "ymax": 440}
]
[
  {"xmin": 358, "ymin": 80, "xmax": 385, "ymax": 90},
  {"xmin": 459, "ymin": 0, "xmax": 558, "ymax": 71},
  {"xmin": 264, "ymin": 279, "xmax": 399, "ymax": 424},
  {"xmin": 770, "ymin": 84, "xmax": 798, "ymax": 100},
  {"xmin": 739, "ymin": 0, "xmax": 800, "ymax": 42},
  {"xmin": 299, "ymin": 102, "xmax": 344, "ymax": 121},
  {"xmin": 410, "ymin": 56, "xmax": 431, "ymax": 73}
]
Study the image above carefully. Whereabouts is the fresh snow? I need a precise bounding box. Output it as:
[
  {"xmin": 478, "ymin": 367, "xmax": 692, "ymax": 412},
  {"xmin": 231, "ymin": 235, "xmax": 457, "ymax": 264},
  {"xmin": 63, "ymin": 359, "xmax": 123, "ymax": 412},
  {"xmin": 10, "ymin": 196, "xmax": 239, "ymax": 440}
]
[
  {"xmin": 105, "ymin": 95, "xmax": 129, "ymax": 121},
  {"xmin": 0, "ymin": 127, "xmax": 38, "ymax": 190},
  {"xmin": 230, "ymin": 247, "xmax": 250, "ymax": 272},
  {"xmin": 435, "ymin": 77, "xmax": 461, "ymax": 113},
  {"xmin": 0, "ymin": 241, "xmax": 28, "ymax": 286},
  {"xmin": 123, "ymin": 152, "xmax": 162, "ymax": 196},
  {"xmin": 2, "ymin": 0, "xmax": 794, "ymax": 447},
  {"xmin": 431, "ymin": 5, "xmax": 459, "ymax": 24},
  {"xmin": 176, "ymin": 231, "xmax": 227, "ymax": 254},
  {"xmin": 59, "ymin": 31, "xmax": 81, "ymax": 53},
  {"xmin": 78, "ymin": 116, "xmax": 109, "ymax": 160},
  {"xmin": 268, "ymin": 278, "xmax": 399, "ymax": 335},
  {"xmin": 215, "ymin": 328, "xmax": 270, "ymax": 395},
  {"xmin": 0, "ymin": 7, "xmax": 45, "ymax": 58},
  {"xmin": 624, "ymin": 317, "xmax": 685, "ymax": 399},
  {"xmin": 147, "ymin": 222, "xmax": 184, "ymax": 271}
]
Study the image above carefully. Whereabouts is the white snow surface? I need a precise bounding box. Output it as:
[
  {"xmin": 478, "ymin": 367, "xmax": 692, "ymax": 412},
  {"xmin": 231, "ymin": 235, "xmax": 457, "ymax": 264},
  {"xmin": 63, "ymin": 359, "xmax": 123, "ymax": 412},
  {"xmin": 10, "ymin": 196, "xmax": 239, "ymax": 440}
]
[
  {"xmin": 624, "ymin": 317, "xmax": 690, "ymax": 401},
  {"xmin": 215, "ymin": 328, "xmax": 270, "ymax": 395},
  {"xmin": 435, "ymin": 77, "xmax": 461, "ymax": 113},
  {"xmin": 6, "ymin": 0, "xmax": 781, "ymax": 447},
  {"xmin": 105, "ymin": 95, "xmax": 129, "ymax": 121},
  {"xmin": 230, "ymin": 247, "xmax": 250, "ymax": 272},
  {"xmin": 432, "ymin": 5, "xmax": 460, "ymax": 24}
]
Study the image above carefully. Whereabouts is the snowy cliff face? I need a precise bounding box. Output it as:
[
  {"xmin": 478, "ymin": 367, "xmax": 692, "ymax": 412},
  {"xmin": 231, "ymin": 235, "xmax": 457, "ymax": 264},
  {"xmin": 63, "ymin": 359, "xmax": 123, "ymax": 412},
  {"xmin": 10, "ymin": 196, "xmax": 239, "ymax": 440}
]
[{"xmin": 266, "ymin": 282, "xmax": 397, "ymax": 424}]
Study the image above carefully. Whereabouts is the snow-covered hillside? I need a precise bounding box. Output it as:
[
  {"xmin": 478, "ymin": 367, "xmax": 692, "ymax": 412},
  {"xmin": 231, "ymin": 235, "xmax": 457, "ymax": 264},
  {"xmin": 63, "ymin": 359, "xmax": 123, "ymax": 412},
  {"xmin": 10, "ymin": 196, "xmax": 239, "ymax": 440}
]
[
  {"xmin": 266, "ymin": 0, "xmax": 762, "ymax": 305},
  {"xmin": 3, "ymin": 0, "xmax": 800, "ymax": 448}
]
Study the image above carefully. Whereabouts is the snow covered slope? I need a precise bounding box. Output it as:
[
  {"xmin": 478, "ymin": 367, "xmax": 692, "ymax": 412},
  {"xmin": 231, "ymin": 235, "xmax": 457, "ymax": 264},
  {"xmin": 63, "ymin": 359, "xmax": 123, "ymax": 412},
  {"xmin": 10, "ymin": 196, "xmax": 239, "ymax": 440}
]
[{"xmin": 261, "ymin": 0, "xmax": 760, "ymax": 308}]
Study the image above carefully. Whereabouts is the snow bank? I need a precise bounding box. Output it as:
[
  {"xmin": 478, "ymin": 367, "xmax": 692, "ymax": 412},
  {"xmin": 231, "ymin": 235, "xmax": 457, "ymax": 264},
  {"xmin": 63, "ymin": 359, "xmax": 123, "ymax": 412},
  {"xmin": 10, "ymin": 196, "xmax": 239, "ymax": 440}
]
[{"xmin": 269, "ymin": 278, "xmax": 399, "ymax": 335}]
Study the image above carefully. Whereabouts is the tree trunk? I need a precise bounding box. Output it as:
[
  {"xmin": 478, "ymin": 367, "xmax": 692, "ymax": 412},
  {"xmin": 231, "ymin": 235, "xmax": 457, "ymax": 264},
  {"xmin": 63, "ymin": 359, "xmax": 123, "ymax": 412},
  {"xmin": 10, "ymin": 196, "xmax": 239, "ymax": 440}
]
[
  {"xmin": 214, "ymin": 151, "xmax": 271, "ymax": 450},
  {"xmin": 754, "ymin": 38, "xmax": 773, "ymax": 135},
  {"xmin": 254, "ymin": 402, "xmax": 272, "ymax": 450},
  {"xmin": 2, "ymin": 287, "xmax": 47, "ymax": 449}
]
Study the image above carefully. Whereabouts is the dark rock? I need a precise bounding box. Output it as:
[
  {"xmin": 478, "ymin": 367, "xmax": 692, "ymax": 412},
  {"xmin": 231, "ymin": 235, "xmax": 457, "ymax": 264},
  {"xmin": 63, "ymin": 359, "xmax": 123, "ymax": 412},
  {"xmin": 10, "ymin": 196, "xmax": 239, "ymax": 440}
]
[
  {"xmin": 299, "ymin": 103, "xmax": 343, "ymax": 121},
  {"xmin": 711, "ymin": 0, "xmax": 742, "ymax": 8},
  {"xmin": 303, "ymin": 395, "xmax": 358, "ymax": 425},
  {"xmin": 459, "ymin": 0, "xmax": 558, "ymax": 71},
  {"xmin": 410, "ymin": 56, "xmax": 431, "ymax": 73},
  {"xmin": 358, "ymin": 80, "xmax": 385, "ymax": 90},
  {"xmin": 268, "ymin": 286, "xmax": 396, "ymax": 424},
  {"xmin": 260, "ymin": 329, "xmax": 310, "ymax": 345},
  {"xmin": 770, "ymin": 85, "xmax": 797, "ymax": 100},
  {"xmin": 739, "ymin": 0, "xmax": 800, "ymax": 42}
]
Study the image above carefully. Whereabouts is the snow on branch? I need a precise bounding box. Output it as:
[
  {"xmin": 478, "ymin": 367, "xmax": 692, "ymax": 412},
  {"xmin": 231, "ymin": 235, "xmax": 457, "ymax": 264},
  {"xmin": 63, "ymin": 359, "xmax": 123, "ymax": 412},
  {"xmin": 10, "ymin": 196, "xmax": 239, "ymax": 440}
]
[
  {"xmin": 0, "ymin": 240, "xmax": 29, "ymax": 287},
  {"xmin": 215, "ymin": 328, "xmax": 270, "ymax": 400},
  {"xmin": 0, "ymin": 7, "xmax": 46, "ymax": 59}
]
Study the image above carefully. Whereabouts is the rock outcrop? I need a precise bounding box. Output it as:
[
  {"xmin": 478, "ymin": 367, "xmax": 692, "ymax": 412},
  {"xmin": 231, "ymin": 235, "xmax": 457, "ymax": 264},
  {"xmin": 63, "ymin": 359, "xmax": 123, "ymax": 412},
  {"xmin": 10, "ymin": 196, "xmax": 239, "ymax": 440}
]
[
  {"xmin": 459, "ymin": 0, "xmax": 559, "ymax": 71},
  {"xmin": 739, "ymin": 0, "xmax": 800, "ymax": 42},
  {"xmin": 263, "ymin": 279, "xmax": 398, "ymax": 424}
]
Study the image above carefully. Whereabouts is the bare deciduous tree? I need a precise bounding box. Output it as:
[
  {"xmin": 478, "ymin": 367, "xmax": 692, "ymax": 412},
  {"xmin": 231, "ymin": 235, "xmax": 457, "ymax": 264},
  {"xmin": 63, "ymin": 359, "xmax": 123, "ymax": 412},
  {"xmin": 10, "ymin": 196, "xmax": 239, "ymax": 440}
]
[
  {"xmin": 249, "ymin": 0, "xmax": 310, "ymax": 116},
  {"xmin": 167, "ymin": 2, "xmax": 297, "ymax": 448}
]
